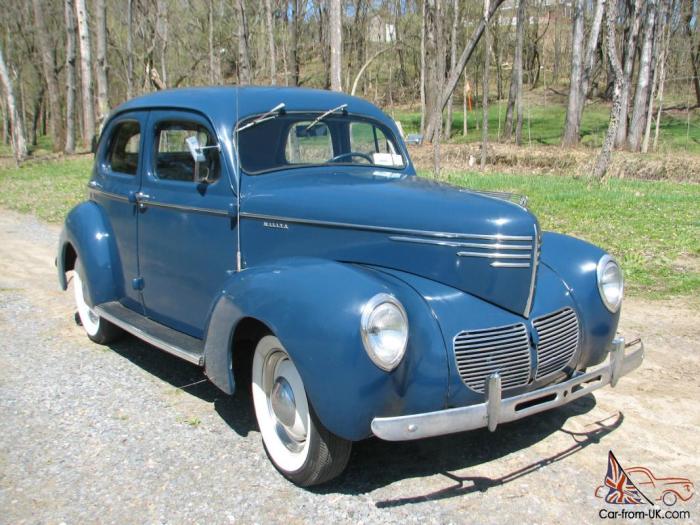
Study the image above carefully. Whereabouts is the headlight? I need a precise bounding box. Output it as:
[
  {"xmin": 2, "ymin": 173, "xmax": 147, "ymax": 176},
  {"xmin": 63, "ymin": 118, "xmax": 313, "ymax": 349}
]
[
  {"xmin": 360, "ymin": 293, "xmax": 409, "ymax": 371},
  {"xmin": 597, "ymin": 255, "xmax": 623, "ymax": 313}
]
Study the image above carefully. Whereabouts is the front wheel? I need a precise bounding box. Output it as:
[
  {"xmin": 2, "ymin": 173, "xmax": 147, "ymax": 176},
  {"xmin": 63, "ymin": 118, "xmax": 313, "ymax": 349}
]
[
  {"xmin": 73, "ymin": 260, "xmax": 123, "ymax": 345},
  {"xmin": 251, "ymin": 335, "xmax": 352, "ymax": 486}
]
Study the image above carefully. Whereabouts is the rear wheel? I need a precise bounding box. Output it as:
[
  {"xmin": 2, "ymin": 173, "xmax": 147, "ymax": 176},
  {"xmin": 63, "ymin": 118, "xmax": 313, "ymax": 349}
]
[
  {"xmin": 251, "ymin": 335, "xmax": 352, "ymax": 486},
  {"xmin": 73, "ymin": 260, "xmax": 123, "ymax": 345}
]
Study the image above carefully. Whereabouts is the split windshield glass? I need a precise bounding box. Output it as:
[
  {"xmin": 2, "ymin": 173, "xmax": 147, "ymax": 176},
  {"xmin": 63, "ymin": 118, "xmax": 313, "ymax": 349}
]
[{"xmin": 236, "ymin": 112, "xmax": 406, "ymax": 174}]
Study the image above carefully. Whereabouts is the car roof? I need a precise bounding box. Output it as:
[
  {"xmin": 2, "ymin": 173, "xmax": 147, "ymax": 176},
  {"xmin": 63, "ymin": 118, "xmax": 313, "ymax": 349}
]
[{"xmin": 111, "ymin": 86, "xmax": 391, "ymax": 129}]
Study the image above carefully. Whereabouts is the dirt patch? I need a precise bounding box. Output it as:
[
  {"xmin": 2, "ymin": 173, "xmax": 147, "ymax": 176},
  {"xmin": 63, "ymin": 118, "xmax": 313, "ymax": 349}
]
[{"xmin": 409, "ymin": 143, "xmax": 700, "ymax": 182}]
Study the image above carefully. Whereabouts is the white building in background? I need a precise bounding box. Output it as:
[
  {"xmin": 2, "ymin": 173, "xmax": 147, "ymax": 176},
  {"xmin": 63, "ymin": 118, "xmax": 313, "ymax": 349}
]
[{"xmin": 368, "ymin": 15, "xmax": 396, "ymax": 44}]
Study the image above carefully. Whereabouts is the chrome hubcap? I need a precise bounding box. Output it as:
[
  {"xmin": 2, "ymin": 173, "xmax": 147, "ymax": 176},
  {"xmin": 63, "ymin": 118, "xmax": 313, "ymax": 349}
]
[{"xmin": 271, "ymin": 377, "xmax": 297, "ymax": 428}]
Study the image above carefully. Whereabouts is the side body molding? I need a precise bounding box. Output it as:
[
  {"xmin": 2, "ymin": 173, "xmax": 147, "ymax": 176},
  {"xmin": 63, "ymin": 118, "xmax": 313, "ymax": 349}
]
[
  {"xmin": 203, "ymin": 257, "xmax": 449, "ymax": 441},
  {"xmin": 57, "ymin": 201, "xmax": 124, "ymax": 307}
]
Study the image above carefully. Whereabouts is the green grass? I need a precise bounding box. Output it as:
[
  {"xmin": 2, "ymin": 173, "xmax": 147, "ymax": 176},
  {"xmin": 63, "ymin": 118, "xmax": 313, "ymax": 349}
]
[
  {"xmin": 0, "ymin": 157, "xmax": 697, "ymax": 299},
  {"xmin": 426, "ymin": 169, "xmax": 700, "ymax": 298},
  {"xmin": 392, "ymin": 101, "xmax": 700, "ymax": 154},
  {"xmin": 0, "ymin": 156, "xmax": 92, "ymax": 223}
]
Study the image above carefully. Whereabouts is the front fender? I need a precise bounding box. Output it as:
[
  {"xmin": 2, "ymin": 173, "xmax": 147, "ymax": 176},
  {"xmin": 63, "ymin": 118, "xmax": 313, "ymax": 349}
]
[
  {"xmin": 57, "ymin": 200, "xmax": 123, "ymax": 307},
  {"xmin": 539, "ymin": 232, "xmax": 620, "ymax": 367},
  {"xmin": 203, "ymin": 257, "xmax": 449, "ymax": 441}
]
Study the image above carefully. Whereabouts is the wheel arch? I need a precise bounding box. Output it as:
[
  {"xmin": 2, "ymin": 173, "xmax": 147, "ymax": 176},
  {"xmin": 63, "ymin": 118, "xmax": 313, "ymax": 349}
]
[
  {"xmin": 57, "ymin": 200, "xmax": 124, "ymax": 307},
  {"xmin": 202, "ymin": 257, "xmax": 449, "ymax": 441}
]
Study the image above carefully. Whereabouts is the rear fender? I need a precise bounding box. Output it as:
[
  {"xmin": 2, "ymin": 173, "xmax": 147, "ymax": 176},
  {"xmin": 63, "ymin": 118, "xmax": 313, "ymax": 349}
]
[
  {"xmin": 203, "ymin": 257, "xmax": 448, "ymax": 441},
  {"xmin": 57, "ymin": 201, "xmax": 123, "ymax": 307}
]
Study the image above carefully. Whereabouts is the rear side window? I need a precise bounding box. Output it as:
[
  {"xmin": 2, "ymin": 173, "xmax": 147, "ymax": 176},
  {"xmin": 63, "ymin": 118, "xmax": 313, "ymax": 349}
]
[
  {"xmin": 154, "ymin": 121, "xmax": 220, "ymax": 183},
  {"xmin": 107, "ymin": 121, "xmax": 140, "ymax": 175}
]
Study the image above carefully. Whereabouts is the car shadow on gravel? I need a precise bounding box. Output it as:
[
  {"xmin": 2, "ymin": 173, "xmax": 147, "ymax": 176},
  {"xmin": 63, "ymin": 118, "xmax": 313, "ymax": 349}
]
[
  {"xmin": 106, "ymin": 334, "xmax": 622, "ymax": 500},
  {"xmin": 314, "ymin": 396, "xmax": 624, "ymax": 501},
  {"xmin": 107, "ymin": 336, "xmax": 257, "ymax": 437}
]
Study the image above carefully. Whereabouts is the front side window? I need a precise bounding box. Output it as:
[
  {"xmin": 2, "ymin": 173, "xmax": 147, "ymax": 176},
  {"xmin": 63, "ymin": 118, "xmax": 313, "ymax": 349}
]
[
  {"xmin": 154, "ymin": 121, "xmax": 220, "ymax": 183},
  {"xmin": 107, "ymin": 121, "xmax": 140, "ymax": 175},
  {"xmin": 236, "ymin": 112, "xmax": 406, "ymax": 174}
]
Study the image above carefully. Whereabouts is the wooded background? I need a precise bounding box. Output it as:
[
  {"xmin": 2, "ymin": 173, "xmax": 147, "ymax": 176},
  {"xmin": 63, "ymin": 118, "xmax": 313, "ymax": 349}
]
[{"xmin": 0, "ymin": 0, "xmax": 698, "ymax": 177}]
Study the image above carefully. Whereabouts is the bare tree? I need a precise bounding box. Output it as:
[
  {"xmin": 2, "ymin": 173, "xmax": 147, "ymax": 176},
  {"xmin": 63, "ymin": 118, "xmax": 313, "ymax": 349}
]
[
  {"xmin": 481, "ymin": 0, "xmax": 491, "ymax": 169},
  {"xmin": 419, "ymin": 0, "xmax": 426, "ymax": 134},
  {"xmin": 329, "ymin": 0, "xmax": 342, "ymax": 91},
  {"xmin": 594, "ymin": 1, "xmax": 624, "ymax": 179},
  {"xmin": 126, "ymin": 0, "xmax": 133, "ymax": 98},
  {"xmin": 0, "ymin": 45, "xmax": 27, "ymax": 163},
  {"xmin": 264, "ymin": 0, "xmax": 276, "ymax": 85},
  {"xmin": 562, "ymin": 0, "xmax": 605, "ymax": 146},
  {"xmin": 561, "ymin": 0, "xmax": 584, "ymax": 146},
  {"xmin": 95, "ymin": 0, "xmax": 109, "ymax": 124},
  {"xmin": 75, "ymin": 0, "xmax": 96, "ymax": 146},
  {"xmin": 236, "ymin": 0, "xmax": 251, "ymax": 84},
  {"xmin": 64, "ymin": 0, "xmax": 77, "ymax": 152},
  {"xmin": 504, "ymin": 0, "xmax": 526, "ymax": 144},
  {"xmin": 444, "ymin": 0, "xmax": 459, "ymax": 139},
  {"xmin": 31, "ymin": 0, "xmax": 63, "ymax": 151},
  {"xmin": 627, "ymin": 0, "xmax": 657, "ymax": 151},
  {"xmin": 614, "ymin": 0, "xmax": 643, "ymax": 148},
  {"xmin": 289, "ymin": 0, "xmax": 300, "ymax": 86},
  {"xmin": 424, "ymin": 0, "xmax": 506, "ymax": 143}
]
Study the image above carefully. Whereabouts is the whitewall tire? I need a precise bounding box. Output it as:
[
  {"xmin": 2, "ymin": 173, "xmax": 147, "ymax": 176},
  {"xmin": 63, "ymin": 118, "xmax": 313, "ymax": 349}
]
[
  {"xmin": 251, "ymin": 335, "xmax": 352, "ymax": 486},
  {"xmin": 73, "ymin": 260, "xmax": 123, "ymax": 345}
]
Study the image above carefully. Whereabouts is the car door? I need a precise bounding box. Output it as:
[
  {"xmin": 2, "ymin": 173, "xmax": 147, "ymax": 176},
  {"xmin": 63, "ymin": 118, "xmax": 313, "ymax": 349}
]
[
  {"xmin": 137, "ymin": 110, "xmax": 237, "ymax": 339},
  {"xmin": 90, "ymin": 112, "xmax": 147, "ymax": 313}
]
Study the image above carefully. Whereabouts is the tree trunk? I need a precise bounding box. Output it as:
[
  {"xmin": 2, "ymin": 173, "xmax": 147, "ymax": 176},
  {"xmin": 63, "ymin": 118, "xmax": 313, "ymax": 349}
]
[
  {"xmin": 504, "ymin": 0, "xmax": 525, "ymax": 143},
  {"xmin": 594, "ymin": 1, "xmax": 624, "ymax": 179},
  {"xmin": 330, "ymin": 0, "xmax": 342, "ymax": 91},
  {"xmin": 208, "ymin": 0, "xmax": 215, "ymax": 84},
  {"xmin": 31, "ymin": 0, "xmax": 63, "ymax": 151},
  {"xmin": 95, "ymin": 0, "xmax": 109, "ymax": 125},
  {"xmin": 156, "ymin": 0, "xmax": 168, "ymax": 86},
  {"xmin": 444, "ymin": 0, "xmax": 459, "ymax": 139},
  {"xmin": 290, "ymin": 0, "xmax": 300, "ymax": 86},
  {"xmin": 236, "ymin": 0, "xmax": 251, "ymax": 84},
  {"xmin": 126, "ymin": 0, "xmax": 133, "ymax": 98},
  {"xmin": 65, "ymin": 0, "xmax": 77, "ymax": 153},
  {"xmin": 75, "ymin": 0, "xmax": 95, "ymax": 147},
  {"xmin": 419, "ymin": 0, "xmax": 426, "ymax": 134},
  {"xmin": 424, "ymin": 0, "xmax": 506, "ymax": 143},
  {"xmin": 0, "ymin": 45, "xmax": 27, "ymax": 163},
  {"xmin": 264, "ymin": 0, "xmax": 276, "ymax": 84},
  {"xmin": 565, "ymin": 0, "xmax": 605, "ymax": 145},
  {"xmin": 481, "ymin": 0, "xmax": 491, "ymax": 170},
  {"xmin": 561, "ymin": 0, "xmax": 584, "ymax": 146},
  {"xmin": 614, "ymin": 0, "xmax": 643, "ymax": 148},
  {"xmin": 424, "ymin": 0, "xmax": 442, "ymax": 144},
  {"xmin": 626, "ymin": 1, "xmax": 657, "ymax": 151}
]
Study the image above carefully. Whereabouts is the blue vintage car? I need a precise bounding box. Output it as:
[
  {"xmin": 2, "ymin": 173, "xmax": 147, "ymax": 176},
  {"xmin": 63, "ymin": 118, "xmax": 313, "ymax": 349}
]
[{"xmin": 57, "ymin": 87, "xmax": 643, "ymax": 486}]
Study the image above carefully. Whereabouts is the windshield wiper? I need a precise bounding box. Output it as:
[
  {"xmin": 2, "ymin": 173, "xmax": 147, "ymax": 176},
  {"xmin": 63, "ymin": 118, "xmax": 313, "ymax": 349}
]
[
  {"xmin": 305, "ymin": 104, "xmax": 348, "ymax": 131},
  {"xmin": 236, "ymin": 102, "xmax": 286, "ymax": 132}
]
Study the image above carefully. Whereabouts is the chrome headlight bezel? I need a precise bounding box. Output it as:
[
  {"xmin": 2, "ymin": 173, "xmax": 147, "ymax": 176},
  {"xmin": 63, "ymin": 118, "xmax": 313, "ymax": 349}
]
[
  {"xmin": 360, "ymin": 293, "xmax": 409, "ymax": 372},
  {"xmin": 597, "ymin": 254, "xmax": 624, "ymax": 313}
]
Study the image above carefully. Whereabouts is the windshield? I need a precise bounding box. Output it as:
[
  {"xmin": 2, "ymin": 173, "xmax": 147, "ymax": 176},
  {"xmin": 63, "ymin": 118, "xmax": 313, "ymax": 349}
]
[{"xmin": 236, "ymin": 112, "xmax": 406, "ymax": 174}]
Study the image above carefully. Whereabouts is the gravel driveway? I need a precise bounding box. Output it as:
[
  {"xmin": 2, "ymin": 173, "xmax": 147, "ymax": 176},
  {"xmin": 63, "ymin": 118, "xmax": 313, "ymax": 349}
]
[{"xmin": 1, "ymin": 208, "xmax": 698, "ymax": 524}]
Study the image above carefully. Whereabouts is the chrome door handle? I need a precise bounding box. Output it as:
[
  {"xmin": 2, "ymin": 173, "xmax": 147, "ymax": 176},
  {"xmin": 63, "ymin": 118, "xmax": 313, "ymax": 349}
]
[{"xmin": 134, "ymin": 191, "xmax": 151, "ymax": 208}]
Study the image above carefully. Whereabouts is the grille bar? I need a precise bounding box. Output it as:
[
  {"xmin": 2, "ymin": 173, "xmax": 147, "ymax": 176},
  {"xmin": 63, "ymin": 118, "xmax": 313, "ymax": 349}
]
[
  {"xmin": 453, "ymin": 323, "xmax": 531, "ymax": 393},
  {"xmin": 533, "ymin": 307, "xmax": 580, "ymax": 379}
]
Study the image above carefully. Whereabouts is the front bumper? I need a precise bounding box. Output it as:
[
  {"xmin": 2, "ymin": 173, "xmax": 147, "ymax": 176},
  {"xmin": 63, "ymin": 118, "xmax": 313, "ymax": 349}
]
[{"xmin": 371, "ymin": 337, "xmax": 644, "ymax": 441}]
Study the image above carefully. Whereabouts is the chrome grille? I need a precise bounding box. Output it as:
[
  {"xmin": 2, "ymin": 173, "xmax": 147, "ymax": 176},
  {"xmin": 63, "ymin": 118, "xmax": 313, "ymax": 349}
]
[
  {"xmin": 454, "ymin": 323, "xmax": 531, "ymax": 393},
  {"xmin": 533, "ymin": 307, "xmax": 580, "ymax": 379}
]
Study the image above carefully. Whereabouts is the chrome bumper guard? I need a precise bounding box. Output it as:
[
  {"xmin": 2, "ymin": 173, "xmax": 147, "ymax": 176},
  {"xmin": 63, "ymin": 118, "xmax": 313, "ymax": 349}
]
[{"xmin": 371, "ymin": 337, "xmax": 644, "ymax": 441}]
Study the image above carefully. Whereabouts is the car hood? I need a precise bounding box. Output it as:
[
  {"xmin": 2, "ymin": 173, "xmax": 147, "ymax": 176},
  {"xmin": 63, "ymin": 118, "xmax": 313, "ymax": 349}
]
[{"xmin": 240, "ymin": 169, "xmax": 540, "ymax": 316}]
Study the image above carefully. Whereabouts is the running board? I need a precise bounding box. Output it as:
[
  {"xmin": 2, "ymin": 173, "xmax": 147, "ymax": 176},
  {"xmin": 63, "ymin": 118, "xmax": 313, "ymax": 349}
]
[{"xmin": 95, "ymin": 301, "xmax": 204, "ymax": 366}]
